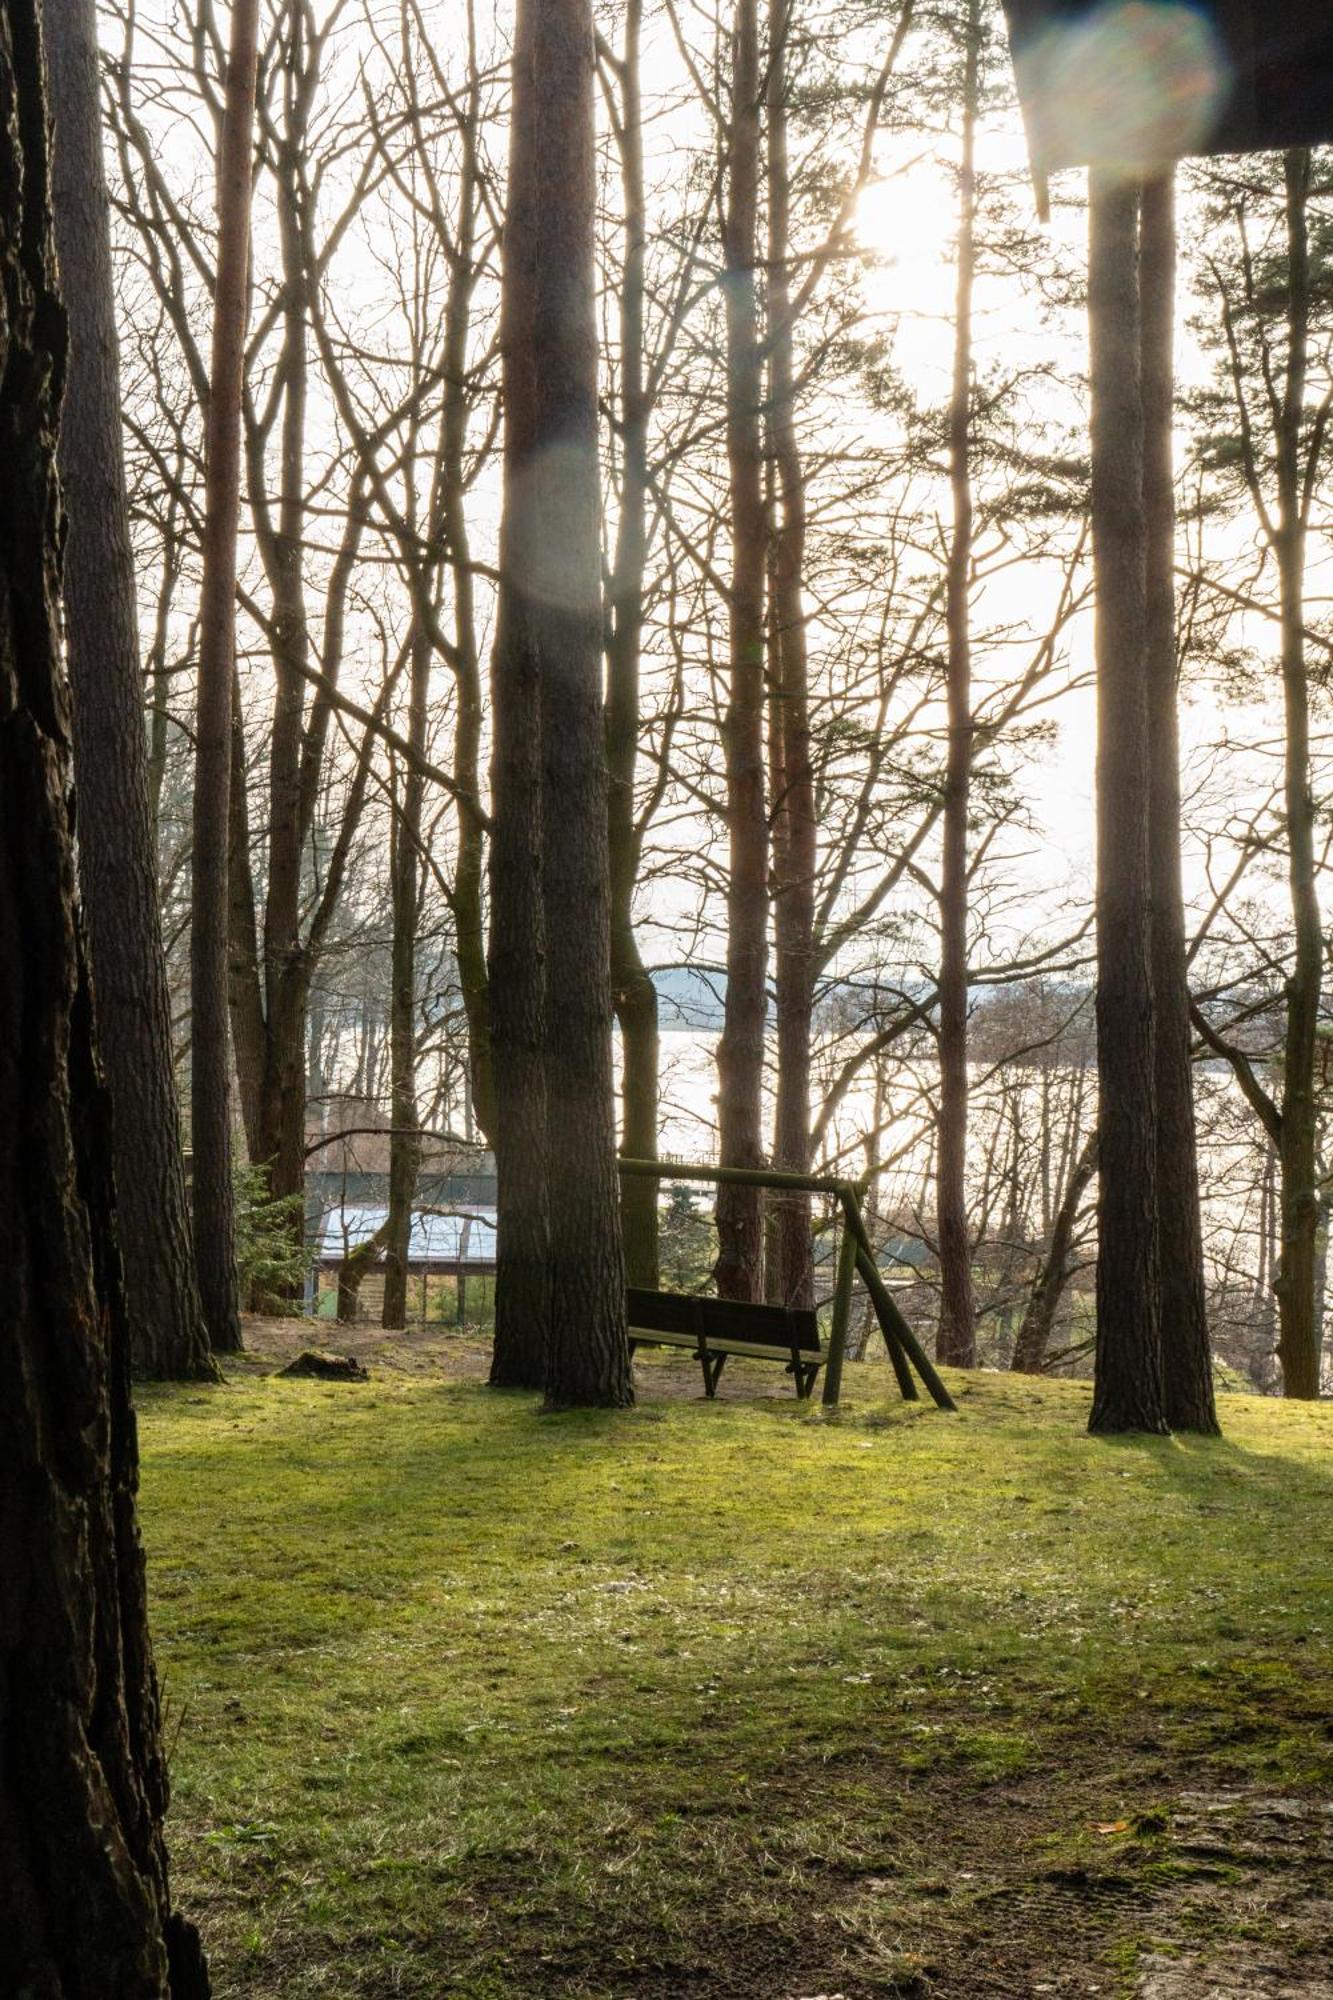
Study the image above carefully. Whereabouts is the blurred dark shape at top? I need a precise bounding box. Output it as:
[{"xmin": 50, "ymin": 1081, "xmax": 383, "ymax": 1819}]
[{"xmin": 999, "ymin": 1, "xmax": 1333, "ymax": 177}]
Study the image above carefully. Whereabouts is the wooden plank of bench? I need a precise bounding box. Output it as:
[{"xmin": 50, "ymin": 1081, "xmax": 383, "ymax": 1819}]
[
  {"xmin": 707, "ymin": 1339, "xmax": 823, "ymax": 1365},
  {"xmin": 627, "ymin": 1288, "xmax": 820, "ymax": 1349},
  {"xmin": 627, "ymin": 1326, "xmax": 823, "ymax": 1367}
]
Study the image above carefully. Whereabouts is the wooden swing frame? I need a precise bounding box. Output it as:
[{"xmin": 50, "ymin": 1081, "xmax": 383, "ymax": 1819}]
[{"xmin": 617, "ymin": 1158, "xmax": 956, "ymax": 1412}]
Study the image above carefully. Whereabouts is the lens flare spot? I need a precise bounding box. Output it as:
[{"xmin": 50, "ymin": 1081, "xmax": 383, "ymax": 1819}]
[
  {"xmin": 1024, "ymin": 2, "xmax": 1229, "ymax": 176},
  {"xmin": 504, "ymin": 440, "xmax": 601, "ymax": 615}
]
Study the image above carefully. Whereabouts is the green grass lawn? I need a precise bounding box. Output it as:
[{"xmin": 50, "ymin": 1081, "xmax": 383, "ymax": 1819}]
[{"xmin": 138, "ymin": 1352, "xmax": 1333, "ymax": 1998}]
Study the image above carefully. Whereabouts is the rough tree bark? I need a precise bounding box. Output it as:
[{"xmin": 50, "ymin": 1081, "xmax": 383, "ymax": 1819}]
[
  {"xmin": 189, "ymin": 0, "xmax": 259, "ymax": 1353},
  {"xmin": 934, "ymin": 0, "xmax": 980, "ymax": 1367},
  {"xmin": 487, "ymin": 0, "xmax": 552, "ymax": 1391},
  {"xmin": 534, "ymin": 0, "xmax": 632, "ymax": 1408},
  {"xmin": 489, "ymin": 0, "xmax": 632, "ymax": 1404},
  {"xmin": 1087, "ymin": 172, "xmax": 1167, "ymax": 1435},
  {"xmin": 1139, "ymin": 171, "xmax": 1218, "ymax": 1433},
  {"xmin": 765, "ymin": 0, "xmax": 817, "ymax": 1310},
  {"xmin": 0, "ymin": 7, "xmax": 209, "ymax": 1977},
  {"xmin": 42, "ymin": 0, "xmax": 216, "ymax": 1380},
  {"xmin": 713, "ymin": 0, "xmax": 768, "ymax": 1302},
  {"xmin": 605, "ymin": 0, "xmax": 661, "ymax": 1289}
]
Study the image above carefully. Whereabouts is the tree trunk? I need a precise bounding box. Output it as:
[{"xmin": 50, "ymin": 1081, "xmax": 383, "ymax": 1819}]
[
  {"xmin": 714, "ymin": 0, "xmax": 768, "ymax": 1303},
  {"xmin": 0, "ymin": 16, "xmax": 209, "ymax": 1977},
  {"xmin": 487, "ymin": 0, "xmax": 552, "ymax": 1392},
  {"xmin": 1273, "ymin": 148, "xmax": 1322, "ymax": 1401},
  {"xmin": 226, "ymin": 691, "xmax": 265, "ymax": 1158},
  {"xmin": 1140, "ymin": 171, "xmax": 1217, "ymax": 1432},
  {"xmin": 1012, "ymin": 1129, "xmax": 1098, "ymax": 1374},
  {"xmin": 1313, "ymin": 1188, "xmax": 1328, "ymax": 1389},
  {"xmin": 765, "ymin": 0, "xmax": 816, "ymax": 1310},
  {"xmin": 439, "ymin": 72, "xmax": 495, "ymax": 1146},
  {"xmin": 533, "ymin": 0, "xmax": 631, "ymax": 1409},
  {"xmin": 382, "ymin": 622, "xmax": 430, "ymax": 1329},
  {"xmin": 337, "ymin": 1217, "xmax": 390, "ymax": 1322},
  {"xmin": 224, "ymin": 6, "xmax": 377, "ymax": 1294},
  {"xmin": 935, "ymin": 0, "xmax": 979, "ymax": 1368},
  {"xmin": 1255, "ymin": 1139, "xmax": 1278, "ymax": 1381},
  {"xmin": 242, "ymin": 13, "xmax": 314, "ymax": 1283},
  {"xmin": 1086, "ymin": 172, "xmax": 1167, "ymax": 1435},
  {"xmin": 189, "ymin": 0, "xmax": 258, "ymax": 1354},
  {"xmin": 43, "ymin": 0, "xmax": 216, "ymax": 1380},
  {"xmin": 489, "ymin": 0, "xmax": 632, "ymax": 1405},
  {"xmin": 605, "ymin": 0, "xmax": 661, "ymax": 1289}
]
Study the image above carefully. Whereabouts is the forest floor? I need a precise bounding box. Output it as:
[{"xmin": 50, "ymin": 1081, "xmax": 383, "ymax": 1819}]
[{"xmin": 138, "ymin": 1326, "xmax": 1333, "ymax": 1999}]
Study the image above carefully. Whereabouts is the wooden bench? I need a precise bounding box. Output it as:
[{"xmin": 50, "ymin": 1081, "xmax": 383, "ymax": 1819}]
[{"xmin": 626, "ymin": 1288, "xmax": 824, "ymax": 1399}]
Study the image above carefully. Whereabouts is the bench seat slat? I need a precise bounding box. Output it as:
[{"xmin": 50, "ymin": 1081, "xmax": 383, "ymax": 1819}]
[
  {"xmin": 627, "ymin": 1287, "xmax": 820, "ymax": 1350},
  {"xmin": 627, "ymin": 1326, "xmax": 823, "ymax": 1365}
]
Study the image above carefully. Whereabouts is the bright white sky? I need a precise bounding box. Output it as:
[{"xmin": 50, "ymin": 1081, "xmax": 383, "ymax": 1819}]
[{"xmin": 117, "ymin": 0, "xmax": 1321, "ymax": 965}]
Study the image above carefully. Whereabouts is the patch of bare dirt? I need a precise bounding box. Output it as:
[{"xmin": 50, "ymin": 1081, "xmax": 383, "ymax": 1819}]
[
  {"xmin": 1133, "ymin": 1792, "xmax": 1333, "ymax": 1998},
  {"xmin": 235, "ymin": 1314, "xmax": 831, "ymax": 1404},
  {"xmin": 832, "ymin": 1779, "xmax": 1333, "ymax": 2000}
]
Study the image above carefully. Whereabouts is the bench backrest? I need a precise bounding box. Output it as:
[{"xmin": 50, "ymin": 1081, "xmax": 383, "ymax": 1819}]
[{"xmin": 627, "ymin": 1287, "xmax": 821, "ymax": 1354}]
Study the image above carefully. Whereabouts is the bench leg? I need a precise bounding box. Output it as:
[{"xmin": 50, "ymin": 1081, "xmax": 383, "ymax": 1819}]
[
  {"xmin": 702, "ymin": 1350, "xmax": 727, "ymax": 1398},
  {"xmin": 791, "ymin": 1357, "xmax": 820, "ymax": 1400}
]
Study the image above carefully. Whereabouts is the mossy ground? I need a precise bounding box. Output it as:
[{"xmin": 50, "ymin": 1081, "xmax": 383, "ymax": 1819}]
[{"xmin": 138, "ymin": 1339, "xmax": 1333, "ymax": 1997}]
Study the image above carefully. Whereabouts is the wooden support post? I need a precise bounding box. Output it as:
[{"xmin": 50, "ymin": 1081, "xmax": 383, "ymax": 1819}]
[
  {"xmin": 843, "ymin": 1193, "xmax": 957, "ymax": 1412},
  {"xmin": 615, "ymin": 1160, "xmax": 944, "ymax": 1410},
  {"xmin": 854, "ymin": 1246, "xmax": 925, "ymax": 1402},
  {"xmin": 822, "ymin": 1206, "xmax": 859, "ymax": 1406},
  {"xmin": 853, "ymin": 1242, "xmax": 919, "ymax": 1401}
]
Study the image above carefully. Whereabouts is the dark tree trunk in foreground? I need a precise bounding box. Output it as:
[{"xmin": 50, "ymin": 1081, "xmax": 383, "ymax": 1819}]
[
  {"xmin": 43, "ymin": 0, "xmax": 215, "ymax": 1382},
  {"xmin": 487, "ymin": 529, "xmax": 548, "ymax": 1389},
  {"xmin": 605, "ymin": 0, "xmax": 661, "ymax": 1289},
  {"xmin": 532, "ymin": 0, "xmax": 630, "ymax": 1408},
  {"xmin": 190, "ymin": 0, "xmax": 259, "ymax": 1354},
  {"xmin": 487, "ymin": 0, "xmax": 553, "ymax": 1392},
  {"xmin": 934, "ymin": 0, "xmax": 980, "ymax": 1367},
  {"xmin": 489, "ymin": 0, "xmax": 631, "ymax": 1405},
  {"xmin": 1139, "ymin": 173, "xmax": 1218, "ymax": 1434},
  {"xmin": 1087, "ymin": 173, "xmax": 1167, "ymax": 1435},
  {"xmin": 765, "ymin": 0, "xmax": 816, "ymax": 1310},
  {"xmin": 0, "ymin": 11, "xmax": 208, "ymax": 1981},
  {"xmin": 714, "ymin": 0, "xmax": 768, "ymax": 1303}
]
